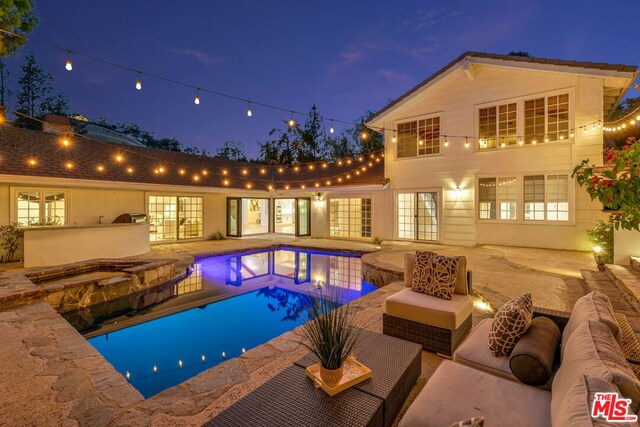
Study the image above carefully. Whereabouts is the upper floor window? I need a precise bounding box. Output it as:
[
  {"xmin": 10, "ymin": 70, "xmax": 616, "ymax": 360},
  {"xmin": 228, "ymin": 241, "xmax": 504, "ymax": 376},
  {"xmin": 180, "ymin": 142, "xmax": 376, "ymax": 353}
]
[
  {"xmin": 397, "ymin": 116, "xmax": 440, "ymax": 158},
  {"xmin": 524, "ymin": 174, "xmax": 569, "ymax": 221},
  {"xmin": 16, "ymin": 190, "xmax": 67, "ymax": 227},
  {"xmin": 524, "ymin": 94, "xmax": 569, "ymax": 143},
  {"xmin": 479, "ymin": 103, "xmax": 517, "ymax": 149}
]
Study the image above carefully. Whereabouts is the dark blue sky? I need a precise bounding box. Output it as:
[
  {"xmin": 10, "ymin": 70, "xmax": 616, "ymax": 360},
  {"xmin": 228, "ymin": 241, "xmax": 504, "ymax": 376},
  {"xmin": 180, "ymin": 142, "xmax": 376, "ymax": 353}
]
[{"xmin": 3, "ymin": 0, "xmax": 639, "ymax": 157}]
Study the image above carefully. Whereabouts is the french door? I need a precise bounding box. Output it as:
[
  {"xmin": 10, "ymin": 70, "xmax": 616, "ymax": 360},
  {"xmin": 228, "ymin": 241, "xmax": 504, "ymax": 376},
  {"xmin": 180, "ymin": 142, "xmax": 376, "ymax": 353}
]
[
  {"xmin": 396, "ymin": 192, "xmax": 439, "ymax": 241},
  {"xmin": 227, "ymin": 197, "xmax": 310, "ymax": 237}
]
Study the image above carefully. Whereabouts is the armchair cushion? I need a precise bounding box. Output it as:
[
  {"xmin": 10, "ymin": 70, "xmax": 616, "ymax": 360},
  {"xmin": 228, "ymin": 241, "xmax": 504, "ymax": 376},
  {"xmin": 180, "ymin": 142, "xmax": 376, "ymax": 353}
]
[
  {"xmin": 411, "ymin": 251, "xmax": 461, "ymax": 300},
  {"xmin": 385, "ymin": 288, "xmax": 473, "ymax": 330}
]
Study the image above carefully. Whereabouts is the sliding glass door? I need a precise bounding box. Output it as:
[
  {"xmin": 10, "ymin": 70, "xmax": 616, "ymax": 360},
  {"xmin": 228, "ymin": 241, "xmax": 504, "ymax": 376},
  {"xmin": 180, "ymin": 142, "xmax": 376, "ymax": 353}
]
[
  {"xmin": 149, "ymin": 195, "xmax": 203, "ymax": 242},
  {"xmin": 396, "ymin": 192, "xmax": 439, "ymax": 241}
]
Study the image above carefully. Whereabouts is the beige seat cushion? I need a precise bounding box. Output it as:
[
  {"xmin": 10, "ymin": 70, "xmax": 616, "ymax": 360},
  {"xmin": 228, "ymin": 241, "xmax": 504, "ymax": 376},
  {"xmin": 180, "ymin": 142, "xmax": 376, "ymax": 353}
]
[
  {"xmin": 399, "ymin": 360, "xmax": 551, "ymax": 427},
  {"xmin": 552, "ymin": 320, "xmax": 640, "ymax": 417},
  {"xmin": 453, "ymin": 319, "xmax": 518, "ymax": 382},
  {"xmin": 386, "ymin": 287, "xmax": 473, "ymax": 329},
  {"xmin": 562, "ymin": 291, "xmax": 622, "ymax": 357},
  {"xmin": 404, "ymin": 252, "xmax": 468, "ymax": 295}
]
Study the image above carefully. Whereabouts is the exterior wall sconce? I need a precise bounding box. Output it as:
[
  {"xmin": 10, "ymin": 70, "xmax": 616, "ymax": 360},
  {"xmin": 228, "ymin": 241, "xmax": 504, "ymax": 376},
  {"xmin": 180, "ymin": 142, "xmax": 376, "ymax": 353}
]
[
  {"xmin": 455, "ymin": 185, "xmax": 461, "ymax": 193},
  {"xmin": 314, "ymin": 192, "xmax": 322, "ymax": 201}
]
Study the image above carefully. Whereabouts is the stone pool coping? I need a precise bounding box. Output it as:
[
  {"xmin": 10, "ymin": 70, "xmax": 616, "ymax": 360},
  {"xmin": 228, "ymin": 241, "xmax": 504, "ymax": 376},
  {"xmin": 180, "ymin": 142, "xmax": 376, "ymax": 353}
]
[{"xmin": 0, "ymin": 258, "xmax": 190, "ymax": 312}]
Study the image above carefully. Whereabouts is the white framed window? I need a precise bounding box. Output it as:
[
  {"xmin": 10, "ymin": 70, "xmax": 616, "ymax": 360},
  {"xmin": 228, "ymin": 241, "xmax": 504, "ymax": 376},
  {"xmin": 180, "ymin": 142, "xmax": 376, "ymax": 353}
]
[
  {"xmin": 14, "ymin": 189, "xmax": 68, "ymax": 227},
  {"xmin": 148, "ymin": 195, "xmax": 204, "ymax": 242},
  {"xmin": 478, "ymin": 103, "xmax": 517, "ymax": 150},
  {"xmin": 478, "ymin": 177, "xmax": 516, "ymax": 220},
  {"xmin": 524, "ymin": 93, "xmax": 569, "ymax": 143},
  {"xmin": 524, "ymin": 175, "xmax": 569, "ymax": 221},
  {"xmin": 396, "ymin": 115, "xmax": 441, "ymax": 158},
  {"xmin": 329, "ymin": 198, "xmax": 372, "ymax": 238}
]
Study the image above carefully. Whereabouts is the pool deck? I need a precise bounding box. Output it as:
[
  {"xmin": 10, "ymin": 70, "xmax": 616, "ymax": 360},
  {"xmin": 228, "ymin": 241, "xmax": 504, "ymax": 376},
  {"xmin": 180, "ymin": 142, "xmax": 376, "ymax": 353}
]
[{"xmin": 1, "ymin": 237, "xmax": 638, "ymax": 426}]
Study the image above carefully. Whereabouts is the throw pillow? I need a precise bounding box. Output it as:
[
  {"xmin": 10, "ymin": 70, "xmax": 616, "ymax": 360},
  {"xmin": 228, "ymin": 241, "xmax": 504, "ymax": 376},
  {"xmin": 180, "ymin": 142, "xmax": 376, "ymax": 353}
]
[
  {"xmin": 411, "ymin": 251, "xmax": 461, "ymax": 300},
  {"xmin": 488, "ymin": 294, "xmax": 533, "ymax": 356},
  {"xmin": 448, "ymin": 417, "xmax": 485, "ymax": 427}
]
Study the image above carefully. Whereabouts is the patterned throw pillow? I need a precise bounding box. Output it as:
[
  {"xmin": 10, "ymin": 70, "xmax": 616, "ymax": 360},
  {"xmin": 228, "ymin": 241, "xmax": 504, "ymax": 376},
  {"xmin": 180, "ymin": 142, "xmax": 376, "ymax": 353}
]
[
  {"xmin": 488, "ymin": 294, "xmax": 533, "ymax": 356},
  {"xmin": 411, "ymin": 251, "xmax": 461, "ymax": 300}
]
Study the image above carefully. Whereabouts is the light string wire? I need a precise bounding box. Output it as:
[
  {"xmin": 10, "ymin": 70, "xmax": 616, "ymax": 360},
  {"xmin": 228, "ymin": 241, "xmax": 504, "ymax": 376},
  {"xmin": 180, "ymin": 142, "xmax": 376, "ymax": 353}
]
[
  {"xmin": 0, "ymin": 28, "xmax": 387, "ymax": 132},
  {"xmin": 7, "ymin": 111, "xmax": 384, "ymax": 188},
  {"xmin": 0, "ymin": 28, "xmax": 636, "ymax": 148}
]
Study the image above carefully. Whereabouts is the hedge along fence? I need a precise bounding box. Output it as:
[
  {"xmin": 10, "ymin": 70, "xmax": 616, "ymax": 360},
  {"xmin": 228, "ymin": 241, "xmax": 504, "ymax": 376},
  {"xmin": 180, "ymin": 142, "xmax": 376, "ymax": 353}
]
[{"xmin": 0, "ymin": 224, "xmax": 24, "ymax": 263}]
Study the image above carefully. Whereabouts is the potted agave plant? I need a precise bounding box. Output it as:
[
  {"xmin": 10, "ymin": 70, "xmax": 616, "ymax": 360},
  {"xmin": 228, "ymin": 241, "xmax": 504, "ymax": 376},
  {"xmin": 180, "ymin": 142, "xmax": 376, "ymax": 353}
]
[{"xmin": 299, "ymin": 288, "xmax": 361, "ymax": 387}]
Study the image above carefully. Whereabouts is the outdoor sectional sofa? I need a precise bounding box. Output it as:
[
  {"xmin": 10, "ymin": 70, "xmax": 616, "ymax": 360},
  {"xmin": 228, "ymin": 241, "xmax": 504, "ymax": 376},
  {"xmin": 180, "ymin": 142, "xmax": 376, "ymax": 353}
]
[{"xmin": 398, "ymin": 292, "xmax": 640, "ymax": 426}]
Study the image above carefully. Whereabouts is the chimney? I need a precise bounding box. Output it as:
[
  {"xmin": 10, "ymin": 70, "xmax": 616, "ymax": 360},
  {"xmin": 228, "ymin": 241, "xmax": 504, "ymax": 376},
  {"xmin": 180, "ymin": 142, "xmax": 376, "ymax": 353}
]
[{"xmin": 42, "ymin": 114, "xmax": 73, "ymax": 135}]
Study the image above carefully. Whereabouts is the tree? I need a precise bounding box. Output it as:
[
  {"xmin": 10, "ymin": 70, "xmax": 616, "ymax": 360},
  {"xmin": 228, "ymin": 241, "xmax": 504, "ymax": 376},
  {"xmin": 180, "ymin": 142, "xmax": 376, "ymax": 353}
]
[
  {"xmin": 258, "ymin": 127, "xmax": 295, "ymax": 165},
  {"xmin": 508, "ymin": 51, "xmax": 531, "ymax": 57},
  {"xmin": 324, "ymin": 134, "xmax": 358, "ymax": 162},
  {"xmin": 606, "ymin": 96, "xmax": 640, "ymax": 149},
  {"xmin": 346, "ymin": 110, "xmax": 384, "ymax": 156},
  {"xmin": 0, "ymin": 59, "xmax": 8, "ymax": 106},
  {"xmin": 0, "ymin": 0, "xmax": 38, "ymax": 57},
  {"xmin": 14, "ymin": 53, "xmax": 69, "ymax": 128},
  {"xmin": 573, "ymin": 137, "xmax": 640, "ymax": 231},
  {"xmin": 216, "ymin": 141, "xmax": 248, "ymax": 161},
  {"xmin": 291, "ymin": 104, "xmax": 327, "ymax": 162}
]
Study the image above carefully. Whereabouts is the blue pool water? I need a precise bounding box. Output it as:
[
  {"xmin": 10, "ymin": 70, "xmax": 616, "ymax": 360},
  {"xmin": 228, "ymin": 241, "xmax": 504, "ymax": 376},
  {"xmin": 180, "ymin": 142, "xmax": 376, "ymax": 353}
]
[{"xmin": 87, "ymin": 248, "xmax": 376, "ymax": 398}]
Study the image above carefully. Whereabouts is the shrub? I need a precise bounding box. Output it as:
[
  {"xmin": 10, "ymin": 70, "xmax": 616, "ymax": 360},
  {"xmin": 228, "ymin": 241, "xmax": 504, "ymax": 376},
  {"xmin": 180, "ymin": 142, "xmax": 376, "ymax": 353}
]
[
  {"xmin": 0, "ymin": 224, "xmax": 24, "ymax": 263},
  {"xmin": 586, "ymin": 220, "xmax": 614, "ymax": 268}
]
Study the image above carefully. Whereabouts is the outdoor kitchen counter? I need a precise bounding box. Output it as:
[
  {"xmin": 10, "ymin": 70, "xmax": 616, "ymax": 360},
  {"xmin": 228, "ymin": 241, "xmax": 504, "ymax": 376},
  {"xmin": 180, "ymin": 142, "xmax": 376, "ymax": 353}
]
[{"xmin": 23, "ymin": 223, "xmax": 150, "ymax": 268}]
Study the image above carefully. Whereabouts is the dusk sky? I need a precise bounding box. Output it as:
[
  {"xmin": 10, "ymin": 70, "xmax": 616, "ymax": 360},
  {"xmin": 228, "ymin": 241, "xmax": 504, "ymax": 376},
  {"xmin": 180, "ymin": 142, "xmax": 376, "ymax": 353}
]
[{"xmin": 3, "ymin": 0, "xmax": 640, "ymax": 157}]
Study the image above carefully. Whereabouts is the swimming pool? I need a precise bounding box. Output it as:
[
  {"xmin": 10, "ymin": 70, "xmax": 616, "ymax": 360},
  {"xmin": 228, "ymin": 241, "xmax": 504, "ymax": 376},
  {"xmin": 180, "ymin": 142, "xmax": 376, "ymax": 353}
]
[{"xmin": 86, "ymin": 248, "xmax": 376, "ymax": 398}]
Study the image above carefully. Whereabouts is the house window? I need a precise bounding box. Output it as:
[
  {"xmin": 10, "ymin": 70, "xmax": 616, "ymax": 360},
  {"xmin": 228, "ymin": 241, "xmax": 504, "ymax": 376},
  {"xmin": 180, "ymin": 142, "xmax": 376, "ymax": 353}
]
[
  {"xmin": 149, "ymin": 195, "xmax": 203, "ymax": 242},
  {"xmin": 524, "ymin": 175, "xmax": 569, "ymax": 221},
  {"xmin": 396, "ymin": 192, "xmax": 439, "ymax": 241},
  {"xmin": 546, "ymin": 174, "xmax": 569, "ymax": 221},
  {"xmin": 524, "ymin": 94, "xmax": 569, "ymax": 143},
  {"xmin": 396, "ymin": 116, "xmax": 440, "ymax": 158},
  {"xmin": 478, "ymin": 103, "xmax": 517, "ymax": 150},
  {"xmin": 478, "ymin": 178, "xmax": 516, "ymax": 219},
  {"xmin": 16, "ymin": 190, "xmax": 67, "ymax": 226},
  {"xmin": 329, "ymin": 198, "xmax": 372, "ymax": 238}
]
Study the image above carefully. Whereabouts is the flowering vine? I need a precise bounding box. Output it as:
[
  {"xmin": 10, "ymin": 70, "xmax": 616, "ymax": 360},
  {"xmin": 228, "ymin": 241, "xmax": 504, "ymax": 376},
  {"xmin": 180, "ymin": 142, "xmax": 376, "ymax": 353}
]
[{"xmin": 573, "ymin": 137, "xmax": 640, "ymax": 231}]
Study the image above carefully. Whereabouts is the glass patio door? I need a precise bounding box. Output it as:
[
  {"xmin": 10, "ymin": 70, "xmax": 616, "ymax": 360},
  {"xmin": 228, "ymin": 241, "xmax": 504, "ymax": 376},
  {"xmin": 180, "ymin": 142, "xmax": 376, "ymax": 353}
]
[
  {"xmin": 227, "ymin": 197, "xmax": 241, "ymax": 237},
  {"xmin": 396, "ymin": 192, "xmax": 439, "ymax": 241},
  {"xmin": 296, "ymin": 198, "xmax": 310, "ymax": 236}
]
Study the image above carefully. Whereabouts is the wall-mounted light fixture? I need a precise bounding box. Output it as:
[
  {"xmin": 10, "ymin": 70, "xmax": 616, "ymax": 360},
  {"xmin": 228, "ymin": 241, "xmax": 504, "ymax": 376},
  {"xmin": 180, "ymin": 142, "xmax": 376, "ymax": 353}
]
[{"xmin": 455, "ymin": 185, "xmax": 461, "ymax": 194}]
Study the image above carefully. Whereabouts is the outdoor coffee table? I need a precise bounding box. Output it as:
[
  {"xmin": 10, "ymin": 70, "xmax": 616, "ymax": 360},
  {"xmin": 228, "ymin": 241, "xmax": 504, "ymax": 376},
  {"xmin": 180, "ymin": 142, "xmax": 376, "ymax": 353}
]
[{"xmin": 204, "ymin": 330, "xmax": 422, "ymax": 427}]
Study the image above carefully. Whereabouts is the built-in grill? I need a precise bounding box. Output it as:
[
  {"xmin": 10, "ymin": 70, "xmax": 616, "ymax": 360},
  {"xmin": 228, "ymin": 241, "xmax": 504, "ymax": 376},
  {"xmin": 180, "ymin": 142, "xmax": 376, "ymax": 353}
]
[{"xmin": 112, "ymin": 213, "xmax": 148, "ymax": 224}]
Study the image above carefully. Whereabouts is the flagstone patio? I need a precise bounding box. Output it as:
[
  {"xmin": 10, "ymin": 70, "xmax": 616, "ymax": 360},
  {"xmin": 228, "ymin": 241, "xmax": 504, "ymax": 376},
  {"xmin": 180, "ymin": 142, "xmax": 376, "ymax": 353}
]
[{"xmin": 0, "ymin": 237, "xmax": 638, "ymax": 426}]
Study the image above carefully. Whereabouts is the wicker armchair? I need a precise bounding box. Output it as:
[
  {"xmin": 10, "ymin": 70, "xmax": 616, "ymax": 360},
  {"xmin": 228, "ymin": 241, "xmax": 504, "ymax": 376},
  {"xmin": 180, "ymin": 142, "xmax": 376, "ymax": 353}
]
[{"xmin": 383, "ymin": 253, "xmax": 473, "ymax": 357}]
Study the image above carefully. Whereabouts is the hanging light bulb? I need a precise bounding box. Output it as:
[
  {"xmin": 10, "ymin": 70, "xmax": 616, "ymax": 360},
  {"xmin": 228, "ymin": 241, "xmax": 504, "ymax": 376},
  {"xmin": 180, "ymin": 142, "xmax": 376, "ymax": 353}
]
[
  {"xmin": 392, "ymin": 132, "xmax": 397, "ymax": 143},
  {"xmin": 135, "ymin": 72, "xmax": 142, "ymax": 90},
  {"xmin": 289, "ymin": 112, "xmax": 295, "ymax": 126},
  {"xmin": 329, "ymin": 120, "xmax": 335, "ymax": 134},
  {"xmin": 444, "ymin": 136, "xmax": 449, "ymax": 147},
  {"xmin": 194, "ymin": 89, "xmax": 200, "ymax": 105},
  {"xmin": 65, "ymin": 51, "xmax": 72, "ymax": 71},
  {"xmin": 247, "ymin": 101, "xmax": 252, "ymax": 117},
  {"xmin": 361, "ymin": 130, "xmax": 368, "ymax": 140},
  {"xmin": 464, "ymin": 137, "xmax": 470, "ymax": 148}
]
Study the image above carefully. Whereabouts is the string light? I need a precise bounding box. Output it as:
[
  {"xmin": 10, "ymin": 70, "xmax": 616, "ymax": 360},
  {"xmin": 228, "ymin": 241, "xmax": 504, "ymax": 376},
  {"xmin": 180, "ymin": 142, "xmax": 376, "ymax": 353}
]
[
  {"xmin": 464, "ymin": 137, "xmax": 469, "ymax": 148},
  {"xmin": 115, "ymin": 154, "xmax": 124, "ymax": 162},
  {"xmin": 444, "ymin": 136, "xmax": 449, "ymax": 147},
  {"xmin": 61, "ymin": 136, "xmax": 71, "ymax": 147},
  {"xmin": 65, "ymin": 161, "xmax": 73, "ymax": 170},
  {"xmin": 127, "ymin": 167, "xmax": 134, "ymax": 173},
  {"xmin": 193, "ymin": 175, "xmax": 200, "ymax": 182},
  {"xmin": 65, "ymin": 50, "xmax": 72, "ymax": 71},
  {"xmin": 202, "ymin": 169, "xmax": 208, "ymax": 176},
  {"xmin": 392, "ymin": 131, "xmax": 397, "ymax": 143},
  {"xmin": 179, "ymin": 169, "xmax": 186, "ymax": 175},
  {"xmin": 194, "ymin": 89, "xmax": 201, "ymax": 105},
  {"xmin": 135, "ymin": 72, "xmax": 142, "ymax": 91},
  {"xmin": 28, "ymin": 158, "xmax": 37, "ymax": 166},
  {"xmin": 247, "ymin": 102, "xmax": 252, "ymax": 117},
  {"xmin": 289, "ymin": 113, "xmax": 295, "ymax": 127},
  {"xmin": 329, "ymin": 120, "xmax": 334, "ymax": 134},
  {"xmin": 97, "ymin": 165, "xmax": 104, "ymax": 172},
  {"xmin": 260, "ymin": 168, "xmax": 267, "ymax": 174}
]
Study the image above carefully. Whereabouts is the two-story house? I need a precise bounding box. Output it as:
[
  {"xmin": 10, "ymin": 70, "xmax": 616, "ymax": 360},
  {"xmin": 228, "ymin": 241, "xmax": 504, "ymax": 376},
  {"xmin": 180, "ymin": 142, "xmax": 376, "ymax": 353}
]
[{"xmin": 366, "ymin": 52, "xmax": 638, "ymax": 250}]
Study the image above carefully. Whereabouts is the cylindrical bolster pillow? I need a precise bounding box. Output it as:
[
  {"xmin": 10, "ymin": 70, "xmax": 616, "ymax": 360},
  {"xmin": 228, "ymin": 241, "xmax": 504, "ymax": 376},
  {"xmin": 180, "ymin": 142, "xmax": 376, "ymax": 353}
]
[{"xmin": 509, "ymin": 316, "xmax": 561, "ymax": 386}]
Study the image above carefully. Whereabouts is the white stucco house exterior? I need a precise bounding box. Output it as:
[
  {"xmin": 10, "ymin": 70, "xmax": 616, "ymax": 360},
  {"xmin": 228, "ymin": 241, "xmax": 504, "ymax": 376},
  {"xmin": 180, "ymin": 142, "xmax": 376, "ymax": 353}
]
[{"xmin": 0, "ymin": 52, "xmax": 638, "ymax": 267}]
